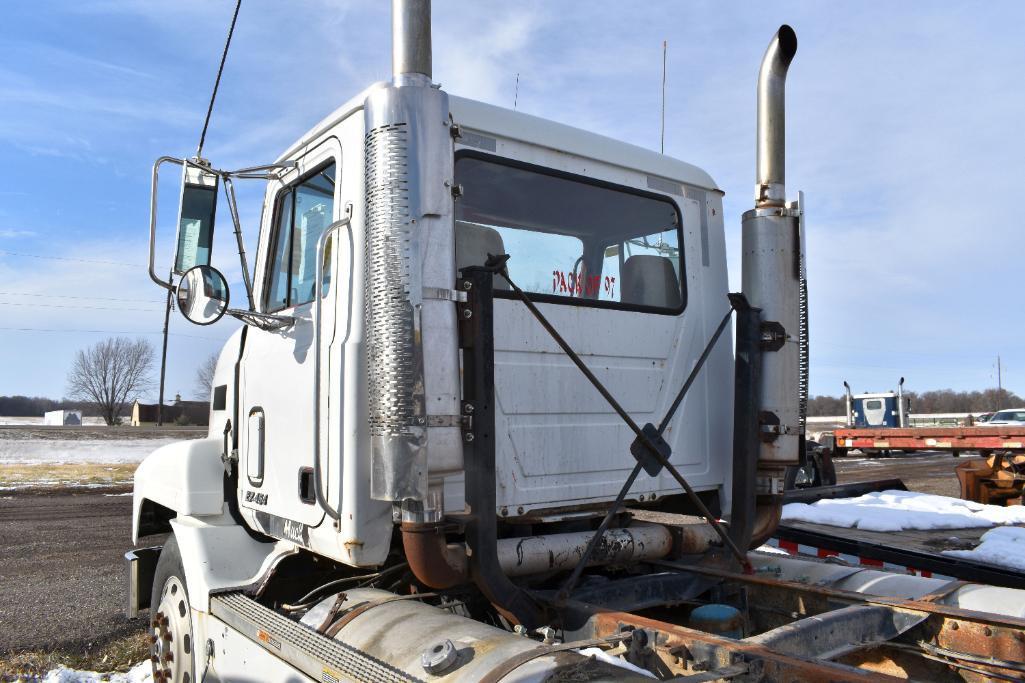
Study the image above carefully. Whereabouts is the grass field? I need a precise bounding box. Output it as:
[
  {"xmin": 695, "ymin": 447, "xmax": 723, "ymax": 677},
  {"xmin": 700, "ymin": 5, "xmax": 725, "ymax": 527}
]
[
  {"xmin": 0, "ymin": 462, "xmax": 137, "ymax": 492},
  {"xmin": 0, "ymin": 631, "xmax": 150, "ymax": 679}
]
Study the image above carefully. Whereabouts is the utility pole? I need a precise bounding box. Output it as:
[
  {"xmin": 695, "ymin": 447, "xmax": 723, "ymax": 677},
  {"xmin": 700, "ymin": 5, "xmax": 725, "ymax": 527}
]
[
  {"xmin": 660, "ymin": 40, "xmax": 667, "ymax": 154},
  {"xmin": 157, "ymin": 269, "xmax": 173, "ymax": 426},
  {"xmin": 514, "ymin": 73, "xmax": 519, "ymax": 110},
  {"xmin": 998, "ymin": 354, "xmax": 1003, "ymax": 393}
]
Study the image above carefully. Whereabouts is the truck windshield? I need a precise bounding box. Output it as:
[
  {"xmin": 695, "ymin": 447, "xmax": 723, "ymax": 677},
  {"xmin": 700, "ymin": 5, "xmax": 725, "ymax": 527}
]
[{"xmin": 455, "ymin": 154, "xmax": 684, "ymax": 313}]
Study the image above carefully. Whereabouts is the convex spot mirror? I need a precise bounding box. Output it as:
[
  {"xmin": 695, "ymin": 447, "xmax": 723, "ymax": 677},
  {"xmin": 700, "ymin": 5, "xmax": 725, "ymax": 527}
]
[
  {"xmin": 177, "ymin": 265, "xmax": 229, "ymax": 326},
  {"xmin": 174, "ymin": 162, "xmax": 218, "ymax": 275}
]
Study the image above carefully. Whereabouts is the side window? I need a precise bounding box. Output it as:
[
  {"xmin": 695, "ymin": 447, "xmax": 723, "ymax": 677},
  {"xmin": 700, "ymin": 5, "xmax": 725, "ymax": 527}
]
[{"xmin": 264, "ymin": 163, "xmax": 336, "ymax": 311}]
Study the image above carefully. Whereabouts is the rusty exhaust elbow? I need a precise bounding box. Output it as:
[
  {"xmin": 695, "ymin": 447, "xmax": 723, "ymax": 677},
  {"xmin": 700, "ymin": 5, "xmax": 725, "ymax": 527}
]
[
  {"xmin": 749, "ymin": 499, "xmax": 784, "ymax": 549},
  {"xmin": 401, "ymin": 522, "xmax": 467, "ymax": 589}
]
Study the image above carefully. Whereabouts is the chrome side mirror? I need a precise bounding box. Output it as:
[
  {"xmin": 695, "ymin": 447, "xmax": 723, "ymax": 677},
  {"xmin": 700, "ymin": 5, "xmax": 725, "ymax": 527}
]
[
  {"xmin": 173, "ymin": 162, "xmax": 218, "ymax": 275},
  {"xmin": 177, "ymin": 265, "xmax": 229, "ymax": 325}
]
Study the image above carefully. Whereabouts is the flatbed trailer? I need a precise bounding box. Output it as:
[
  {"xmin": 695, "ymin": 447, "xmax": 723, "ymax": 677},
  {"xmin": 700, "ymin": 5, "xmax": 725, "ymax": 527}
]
[
  {"xmin": 832, "ymin": 426, "xmax": 1025, "ymax": 458},
  {"xmin": 768, "ymin": 479, "xmax": 1025, "ymax": 589}
]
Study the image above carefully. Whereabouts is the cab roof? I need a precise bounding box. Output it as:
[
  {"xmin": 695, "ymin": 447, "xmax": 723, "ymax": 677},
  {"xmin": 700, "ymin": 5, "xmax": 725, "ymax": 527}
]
[{"xmin": 277, "ymin": 84, "xmax": 721, "ymax": 194}]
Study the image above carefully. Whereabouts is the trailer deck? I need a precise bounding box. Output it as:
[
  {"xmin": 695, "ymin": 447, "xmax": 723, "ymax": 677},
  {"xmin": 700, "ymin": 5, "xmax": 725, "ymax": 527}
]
[
  {"xmin": 833, "ymin": 426, "xmax": 1025, "ymax": 457},
  {"xmin": 770, "ymin": 480, "xmax": 1025, "ymax": 589}
]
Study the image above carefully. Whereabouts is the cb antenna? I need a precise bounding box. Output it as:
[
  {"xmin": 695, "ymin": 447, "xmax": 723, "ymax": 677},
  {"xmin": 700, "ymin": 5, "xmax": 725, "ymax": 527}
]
[
  {"xmin": 660, "ymin": 40, "xmax": 667, "ymax": 154},
  {"xmin": 196, "ymin": 0, "xmax": 243, "ymax": 159}
]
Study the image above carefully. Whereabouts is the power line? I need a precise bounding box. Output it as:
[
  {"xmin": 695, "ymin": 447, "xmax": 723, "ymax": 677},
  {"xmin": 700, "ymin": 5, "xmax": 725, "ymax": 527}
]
[
  {"xmin": 0, "ymin": 326, "xmax": 228, "ymax": 342},
  {"xmin": 0, "ymin": 249, "xmax": 140, "ymax": 268},
  {"xmin": 0, "ymin": 301, "xmax": 162, "ymax": 313},
  {"xmin": 0, "ymin": 291, "xmax": 164, "ymax": 304}
]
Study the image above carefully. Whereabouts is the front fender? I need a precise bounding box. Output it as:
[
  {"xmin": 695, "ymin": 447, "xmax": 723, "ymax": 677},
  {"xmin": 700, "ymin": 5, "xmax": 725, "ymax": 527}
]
[{"xmin": 132, "ymin": 437, "xmax": 225, "ymax": 544}]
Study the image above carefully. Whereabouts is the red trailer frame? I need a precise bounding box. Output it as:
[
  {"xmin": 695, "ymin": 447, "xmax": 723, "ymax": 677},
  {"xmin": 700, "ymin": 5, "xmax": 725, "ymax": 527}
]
[{"xmin": 833, "ymin": 426, "xmax": 1025, "ymax": 457}]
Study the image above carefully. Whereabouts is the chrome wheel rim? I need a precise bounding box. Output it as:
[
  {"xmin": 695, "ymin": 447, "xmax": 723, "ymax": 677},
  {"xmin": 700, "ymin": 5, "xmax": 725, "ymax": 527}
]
[{"xmin": 151, "ymin": 575, "xmax": 195, "ymax": 683}]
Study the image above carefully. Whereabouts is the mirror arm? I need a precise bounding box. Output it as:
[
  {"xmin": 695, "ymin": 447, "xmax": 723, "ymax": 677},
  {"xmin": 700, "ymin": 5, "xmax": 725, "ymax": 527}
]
[
  {"xmin": 223, "ymin": 161, "xmax": 298, "ymax": 180},
  {"xmin": 225, "ymin": 309, "xmax": 295, "ymax": 331},
  {"xmin": 221, "ymin": 176, "xmax": 256, "ymax": 310},
  {"xmin": 149, "ymin": 156, "xmax": 185, "ymax": 291}
]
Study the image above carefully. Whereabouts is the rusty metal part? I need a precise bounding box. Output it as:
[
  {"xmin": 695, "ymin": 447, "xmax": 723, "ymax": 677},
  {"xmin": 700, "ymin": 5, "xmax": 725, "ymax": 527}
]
[
  {"xmin": 497, "ymin": 524, "xmax": 673, "ymax": 578},
  {"xmin": 749, "ymin": 498, "xmax": 783, "ymax": 548},
  {"xmin": 744, "ymin": 604, "xmax": 927, "ymax": 660},
  {"xmin": 627, "ymin": 510, "xmax": 722, "ymax": 555},
  {"xmin": 476, "ymin": 634, "xmax": 633, "ymax": 683},
  {"xmin": 653, "ymin": 557, "xmax": 1025, "ymax": 674},
  {"xmin": 401, "ymin": 521, "xmax": 467, "ymax": 589},
  {"xmin": 588, "ymin": 610, "xmax": 901, "ymax": 682}
]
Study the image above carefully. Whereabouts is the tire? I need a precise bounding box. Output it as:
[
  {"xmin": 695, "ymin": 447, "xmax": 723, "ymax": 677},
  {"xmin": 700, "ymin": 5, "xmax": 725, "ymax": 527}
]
[
  {"xmin": 150, "ymin": 535, "xmax": 197, "ymax": 683},
  {"xmin": 784, "ymin": 449, "xmax": 837, "ymax": 489}
]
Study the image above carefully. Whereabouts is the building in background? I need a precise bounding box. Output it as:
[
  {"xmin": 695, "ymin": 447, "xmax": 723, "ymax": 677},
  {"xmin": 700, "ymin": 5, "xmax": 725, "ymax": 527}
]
[
  {"xmin": 131, "ymin": 394, "xmax": 208, "ymax": 426},
  {"xmin": 43, "ymin": 410, "xmax": 82, "ymax": 426}
]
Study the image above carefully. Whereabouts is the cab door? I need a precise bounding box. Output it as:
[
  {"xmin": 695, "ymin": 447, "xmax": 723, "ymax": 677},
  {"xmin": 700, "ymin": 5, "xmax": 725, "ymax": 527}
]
[{"xmin": 238, "ymin": 139, "xmax": 342, "ymax": 531}]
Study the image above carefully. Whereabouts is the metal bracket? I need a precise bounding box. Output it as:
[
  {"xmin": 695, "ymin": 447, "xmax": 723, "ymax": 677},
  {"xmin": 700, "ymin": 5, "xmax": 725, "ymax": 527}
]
[
  {"xmin": 758, "ymin": 410, "xmax": 790, "ymax": 443},
  {"xmin": 630, "ymin": 423, "xmax": 670, "ymax": 477},
  {"xmin": 759, "ymin": 320, "xmax": 787, "ymax": 351},
  {"xmin": 422, "ymin": 286, "xmax": 467, "ymax": 303}
]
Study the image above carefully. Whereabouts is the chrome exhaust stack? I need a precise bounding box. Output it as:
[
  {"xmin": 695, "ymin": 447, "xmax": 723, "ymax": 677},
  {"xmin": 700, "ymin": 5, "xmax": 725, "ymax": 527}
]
[
  {"xmin": 392, "ymin": 0, "xmax": 432, "ymax": 82},
  {"xmin": 844, "ymin": 381, "xmax": 854, "ymax": 427},
  {"xmin": 740, "ymin": 25, "xmax": 802, "ymax": 546},
  {"xmin": 755, "ymin": 25, "xmax": 798, "ymax": 208}
]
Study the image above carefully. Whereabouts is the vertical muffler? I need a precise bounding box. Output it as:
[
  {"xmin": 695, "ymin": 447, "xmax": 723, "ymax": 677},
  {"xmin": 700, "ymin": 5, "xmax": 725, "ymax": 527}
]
[
  {"xmin": 741, "ymin": 25, "xmax": 802, "ymax": 545},
  {"xmin": 364, "ymin": 0, "xmax": 462, "ymax": 520}
]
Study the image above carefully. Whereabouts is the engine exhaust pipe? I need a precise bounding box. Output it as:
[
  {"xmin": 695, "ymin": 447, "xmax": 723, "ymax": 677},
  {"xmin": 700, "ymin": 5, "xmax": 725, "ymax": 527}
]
[
  {"xmin": 844, "ymin": 381, "xmax": 854, "ymax": 428},
  {"xmin": 755, "ymin": 25, "xmax": 798, "ymax": 208},
  {"xmin": 392, "ymin": 0, "xmax": 432, "ymax": 80},
  {"xmin": 739, "ymin": 25, "xmax": 800, "ymax": 549},
  {"xmin": 897, "ymin": 377, "xmax": 907, "ymax": 428}
]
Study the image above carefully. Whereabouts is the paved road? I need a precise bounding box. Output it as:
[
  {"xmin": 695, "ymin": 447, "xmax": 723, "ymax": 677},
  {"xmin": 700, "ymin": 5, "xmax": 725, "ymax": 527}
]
[{"xmin": 0, "ymin": 489, "xmax": 164, "ymax": 653}]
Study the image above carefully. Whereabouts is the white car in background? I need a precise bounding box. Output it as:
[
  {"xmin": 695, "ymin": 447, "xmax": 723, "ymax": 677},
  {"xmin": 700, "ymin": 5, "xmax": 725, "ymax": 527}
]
[{"xmin": 981, "ymin": 409, "xmax": 1025, "ymax": 426}]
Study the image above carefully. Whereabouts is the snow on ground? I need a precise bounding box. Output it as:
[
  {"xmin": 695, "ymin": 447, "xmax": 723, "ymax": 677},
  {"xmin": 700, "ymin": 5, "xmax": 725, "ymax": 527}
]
[
  {"xmin": 0, "ymin": 438, "xmax": 178, "ymax": 464},
  {"xmin": 42, "ymin": 661, "xmax": 151, "ymax": 683},
  {"xmin": 944, "ymin": 526, "xmax": 1025, "ymax": 571},
  {"xmin": 782, "ymin": 490, "xmax": 1025, "ymax": 532},
  {"xmin": 0, "ymin": 416, "xmax": 105, "ymax": 426}
]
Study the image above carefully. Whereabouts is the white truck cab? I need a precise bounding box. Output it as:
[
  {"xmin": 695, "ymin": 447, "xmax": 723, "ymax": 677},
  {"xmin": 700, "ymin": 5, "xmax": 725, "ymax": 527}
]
[{"xmin": 123, "ymin": 4, "xmax": 1025, "ymax": 682}]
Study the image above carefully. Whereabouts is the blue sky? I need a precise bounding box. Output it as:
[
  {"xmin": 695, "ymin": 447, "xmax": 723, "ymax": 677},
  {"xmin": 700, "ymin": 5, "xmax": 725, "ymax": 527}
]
[{"xmin": 1, "ymin": 1, "xmax": 1024, "ymax": 403}]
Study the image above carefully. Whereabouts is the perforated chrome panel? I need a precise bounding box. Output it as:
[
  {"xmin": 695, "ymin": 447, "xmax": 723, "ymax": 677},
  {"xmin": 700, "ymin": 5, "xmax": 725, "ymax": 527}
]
[{"xmin": 364, "ymin": 121, "xmax": 426, "ymax": 501}]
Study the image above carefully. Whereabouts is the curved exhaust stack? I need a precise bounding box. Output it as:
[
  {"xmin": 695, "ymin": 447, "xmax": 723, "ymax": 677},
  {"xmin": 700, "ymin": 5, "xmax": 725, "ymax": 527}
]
[
  {"xmin": 755, "ymin": 25, "xmax": 798, "ymax": 208},
  {"xmin": 844, "ymin": 381, "xmax": 854, "ymax": 427},
  {"xmin": 738, "ymin": 25, "xmax": 801, "ymax": 549}
]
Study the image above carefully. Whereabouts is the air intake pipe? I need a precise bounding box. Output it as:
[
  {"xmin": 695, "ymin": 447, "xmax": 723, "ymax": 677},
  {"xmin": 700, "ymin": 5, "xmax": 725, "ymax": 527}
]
[{"xmin": 740, "ymin": 25, "xmax": 802, "ymax": 548}]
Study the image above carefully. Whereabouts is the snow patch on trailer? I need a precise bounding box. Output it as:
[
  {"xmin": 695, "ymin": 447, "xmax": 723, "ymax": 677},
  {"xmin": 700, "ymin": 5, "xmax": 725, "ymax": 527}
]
[
  {"xmin": 944, "ymin": 526, "xmax": 1025, "ymax": 571},
  {"xmin": 42, "ymin": 661, "xmax": 151, "ymax": 682},
  {"xmin": 0, "ymin": 438, "xmax": 180, "ymax": 464},
  {"xmin": 782, "ymin": 489, "xmax": 1025, "ymax": 531}
]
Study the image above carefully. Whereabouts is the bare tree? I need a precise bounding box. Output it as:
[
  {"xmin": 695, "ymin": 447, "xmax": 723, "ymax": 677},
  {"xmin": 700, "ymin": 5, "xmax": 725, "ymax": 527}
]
[
  {"xmin": 67, "ymin": 337, "xmax": 155, "ymax": 426},
  {"xmin": 195, "ymin": 353, "xmax": 219, "ymax": 400}
]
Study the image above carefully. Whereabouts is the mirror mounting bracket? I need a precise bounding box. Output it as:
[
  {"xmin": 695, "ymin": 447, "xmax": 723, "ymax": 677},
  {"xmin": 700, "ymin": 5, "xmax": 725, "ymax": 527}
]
[{"xmin": 226, "ymin": 309, "xmax": 295, "ymax": 331}]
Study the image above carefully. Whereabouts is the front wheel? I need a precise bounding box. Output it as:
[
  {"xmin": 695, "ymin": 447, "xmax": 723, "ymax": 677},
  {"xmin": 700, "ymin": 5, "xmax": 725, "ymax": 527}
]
[{"xmin": 150, "ymin": 535, "xmax": 197, "ymax": 683}]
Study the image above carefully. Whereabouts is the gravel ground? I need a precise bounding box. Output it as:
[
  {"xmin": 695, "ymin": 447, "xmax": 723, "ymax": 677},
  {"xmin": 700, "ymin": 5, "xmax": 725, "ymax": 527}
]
[
  {"xmin": 0, "ymin": 490, "xmax": 165, "ymax": 654},
  {"xmin": 833, "ymin": 449, "xmax": 980, "ymax": 498}
]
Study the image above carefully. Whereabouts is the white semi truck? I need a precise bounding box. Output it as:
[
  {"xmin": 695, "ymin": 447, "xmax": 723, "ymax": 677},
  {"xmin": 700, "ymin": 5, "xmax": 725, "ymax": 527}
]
[{"xmin": 127, "ymin": 3, "xmax": 1025, "ymax": 681}]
